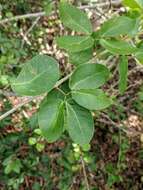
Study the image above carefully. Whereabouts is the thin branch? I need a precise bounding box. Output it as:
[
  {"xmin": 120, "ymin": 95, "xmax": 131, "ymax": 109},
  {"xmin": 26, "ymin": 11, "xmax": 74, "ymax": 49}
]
[
  {"xmin": 117, "ymin": 129, "xmax": 122, "ymax": 171},
  {"xmin": 98, "ymin": 112, "xmax": 142, "ymax": 136},
  {"xmin": 108, "ymin": 0, "xmax": 112, "ymax": 9},
  {"xmin": 94, "ymin": 6, "xmax": 109, "ymax": 20},
  {"xmin": 0, "ymin": 73, "xmax": 72, "ymax": 121},
  {"xmin": 0, "ymin": 12, "xmax": 45, "ymax": 24},
  {"xmin": 98, "ymin": 112, "xmax": 128, "ymax": 134},
  {"xmin": 21, "ymin": 16, "xmax": 41, "ymax": 48},
  {"xmin": 0, "ymin": 96, "xmax": 35, "ymax": 121},
  {"xmin": 0, "ymin": 1, "xmax": 122, "ymax": 25},
  {"xmin": 54, "ymin": 73, "xmax": 72, "ymax": 88},
  {"xmin": 81, "ymin": 156, "xmax": 90, "ymax": 190},
  {"xmin": 0, "ymin": 89, "xmax": 17, "ymax": 97},
  {"xmin": 79, "ymin": 0, "xmax": 121, "ymax": 9}
]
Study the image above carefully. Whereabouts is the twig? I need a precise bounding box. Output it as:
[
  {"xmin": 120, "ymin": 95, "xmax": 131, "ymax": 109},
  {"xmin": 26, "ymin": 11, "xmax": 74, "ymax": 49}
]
[
  {"xmin": 114, "ymin": 79, "xmax": 143, "ymax": 99},
  {"xmin": 98, "ymin": 112, "xmax": 142, "ymax": 136},
  {"xmin": 0, "ymin": 12, "xmax": 45, "ymax": 24},
  {"xmin": 0, "ymin": 73, "xmax": 72, "ymax": 121},
  {"xmin": 81, "ymin": 155, "xmax": 90, "ymax": 190},
  {"xmin": 68, "ymin": 176, "xmax": 77, "ymax": 190},
  {"xmin": 0, "ymin": 89, "xmax": 17, "ymax": 97},
  {"xmin": 117, "ymin": 129, "xmax": 122, "ymax": 171},
  {"xmin": 94, "ymin": 6, "xmax": 109, "ymax": 20},
  {"xmin": 79, "ymin": 0, "xmax": 121, "ymax": 9},
  {"xmin": 109, "ymin": 65, "xmax": 143, "ymax": 91},
  {"xmin": 0, "ymin": 0, "xmax": 122, "ymax": 25},
  {"xmin": 0, "ymin": 96, "xmax": 35, "ymax": 121},
  {"xmin": 21, "ymin": 16, "xmax": 41, "ymax": 48},
  {"xmin": 98, "ymin": 112, "xmax": 128, "ymax": 134},
  {"xmin": 108, "ymin": 0, "xmax": 112, "ymax": 9},
  {"xmin": 54, "ymin": 73, "xmax": 72, "ymax": 88}
]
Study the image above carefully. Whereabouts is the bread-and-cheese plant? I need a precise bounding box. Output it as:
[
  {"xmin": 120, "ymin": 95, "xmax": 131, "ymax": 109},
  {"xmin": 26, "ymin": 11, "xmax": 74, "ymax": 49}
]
[{"xmin": 11, "ymin": 1, "xmax": 143, "ymax": 147}]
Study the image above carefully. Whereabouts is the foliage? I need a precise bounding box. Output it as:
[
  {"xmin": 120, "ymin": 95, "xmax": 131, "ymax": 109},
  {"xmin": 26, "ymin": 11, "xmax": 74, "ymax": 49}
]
[
  {"xmin": 10, "ymin": 1, "xmax": 143, "ymax": 147},
  {"xmin": 0, "ymin": 0, "xmax": 143, "ymax": 189}
]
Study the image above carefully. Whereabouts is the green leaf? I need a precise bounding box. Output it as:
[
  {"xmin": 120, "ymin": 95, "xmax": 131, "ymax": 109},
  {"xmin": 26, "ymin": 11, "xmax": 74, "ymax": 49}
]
[
  {"xmin": 65, "ymin": 101, "xmax": 94, "ymax": 145},
  {"xmin": 28, "ymin": 137, "xmax": 37, "ymax": 145},
  {"xmin": 118, "ymin": 56, "xmax": 128, "ymax": 95},
  {"xmin": 107, "ymin": 174, "xmax": 121, "ymax": 187},
  {"xmin": 4, "ymin": 159, "xmax": 22, "ymax": 174},
  {"xmin": 99, "ymin": 16, "xmax": 139, "ymax": 37},
  {"xmin": 12, "ymin": 159, "xmax": 22, "ymax": 174},
  {"xmin": 56, "ymin": 36, "xmax": 94, "ymax": 53},
  {"xmin": 38, "ymin": 90, "xmax": 65, "ymax": 142},
  {"xmin": 4, "ymin": 164, "xmax": 13, "ymax": 174},
  {"xmin": 69, "ymin": 48, "xmax": 93, "ymax": 66},
  {"xmin": 2, "ymin": 156, "xmax": 12, "ymax": 166},
  {"xmin": 135, "ymin": 51, "xmax": 143, "ymax": 64},
  {"xmin": 81, "ymin": 144, "xmax": 91, "ymax": 151},
  {"xmin": 122, "ymin": 0, "xmax": 143, "ymax": 9},
  {"xmin": 43, "ymin": 1, "xmax": 53, "ymax": 16},
  {"xmin": 36, "ymin": 143, "xmax": 45, "ymax": 152},
  {"xmin": 100, "ymin": 39, "xmax": 138, "ymax": 55},
  {"xmin": 69, "ymin": 63, "xmax": 110, "ymax": 90},
  {"xmin": 59, "ymin": 2, "xmax": 92, "ymax": 34},
  {"xmin": 72, "ymin": 89, "xmax": 112, "ymax": 110},
  {"xmin": 11, "ymin": 55, "xmax": 60, "ymax": 96}
]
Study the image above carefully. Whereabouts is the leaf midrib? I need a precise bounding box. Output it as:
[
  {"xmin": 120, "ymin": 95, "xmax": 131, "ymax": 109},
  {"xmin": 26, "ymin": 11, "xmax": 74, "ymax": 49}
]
[
  {"xmin": 61, "ymin": 5, "xmax": 91, "ymax": 34},
  {"xmin": 66, "ymin": 103, "xmax": 86, "ymax": 143},
  {"xmin": 101, "ymin": 39, "xmax": 137, "ymax": 52},
  {"xmin": 12, "ymin": 65, "xmax": 58, "ymax": 86},
  {"xmin": 70, "ymin": 70, "xmax": 108, "ymax": 90}
]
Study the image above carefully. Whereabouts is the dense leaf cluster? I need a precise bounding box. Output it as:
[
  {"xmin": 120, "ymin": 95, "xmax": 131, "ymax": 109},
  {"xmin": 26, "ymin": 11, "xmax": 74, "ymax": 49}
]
[{"xmin": 11, "ymin": 1, "xmax": 143, "ymax": 146}]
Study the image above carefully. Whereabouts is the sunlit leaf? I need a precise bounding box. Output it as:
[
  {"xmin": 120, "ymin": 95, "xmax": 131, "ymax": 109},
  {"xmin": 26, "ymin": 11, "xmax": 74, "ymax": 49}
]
[
  {"xmin": 72, "ymin": 89, "xmax": 112, "ymax": 110},
  {"xmin": 69, "ymin": 48, "xmax": 93, "ymax": 66},
  {"xmin": 56, "ymin": 36, "xmax": 94, "ymax": 53},
  {"xmin": 11, "ymin": 55, "xmax": 60, "ymax": 96},
  {"xmin": 123, "ymin": 0, "xmax": 143, "ymax": 9},
  {"xmin": 38, "ymin": 90, "xmax": 65, "ymax": 142},
  {"xmin": 99, "ymin": 16, "xmax": 139, "ymax": 37},
  {"xmin": 59, "ymin": 2, "xmax": 92, "ymax": 34},
  {"xmin": 65, "ymin": 101, "xmax": 94, "ymax": 145},
  {"xmin": 69, "ymin": 63, "xmax": 110, "ymax": 90},
  {"xmin": 100, "ymin": 39, "xmax": 138, "ymax": 55}
]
